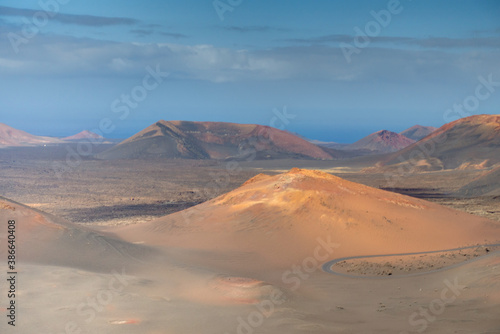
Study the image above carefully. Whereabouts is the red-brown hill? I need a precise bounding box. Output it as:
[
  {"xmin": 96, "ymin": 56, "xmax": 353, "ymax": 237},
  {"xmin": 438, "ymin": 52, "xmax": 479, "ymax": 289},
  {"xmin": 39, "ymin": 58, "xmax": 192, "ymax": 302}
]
[
  {"xmin": 96, "ymin": 120, "xmax": 336, "ymax": 160},
  {"xmin": 345, "ymin": 130, "xmax": 415, "ymax": 153},
  {"xmin": 383, "ymin": 114, "xmax": 500, "ymax": 170}
]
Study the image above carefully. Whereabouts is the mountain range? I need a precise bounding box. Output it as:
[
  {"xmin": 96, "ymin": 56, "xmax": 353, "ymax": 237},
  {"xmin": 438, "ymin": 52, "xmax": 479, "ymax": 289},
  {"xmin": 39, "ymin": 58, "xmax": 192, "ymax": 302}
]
[
  {"xmin": 0, "ymin": 123, "xmax": 63, "ymax": 147},
  {"xmin": 314, "ymin": 125, "xmax": 437, "ymax": 154},
  {"xmin": 0, "ymin": 125, "xmax": 106, "ymax": 147},
  {"xmin": 1, "ymin": 116, "xmax": 497, "ymax": 173}
]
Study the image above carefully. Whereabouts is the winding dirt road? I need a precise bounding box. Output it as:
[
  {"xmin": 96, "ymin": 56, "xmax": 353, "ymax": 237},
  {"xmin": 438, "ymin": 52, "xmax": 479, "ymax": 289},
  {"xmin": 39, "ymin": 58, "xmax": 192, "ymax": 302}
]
[{"xmin": 322, "ymin": 243, "xmax": 500, "ymax": 279}]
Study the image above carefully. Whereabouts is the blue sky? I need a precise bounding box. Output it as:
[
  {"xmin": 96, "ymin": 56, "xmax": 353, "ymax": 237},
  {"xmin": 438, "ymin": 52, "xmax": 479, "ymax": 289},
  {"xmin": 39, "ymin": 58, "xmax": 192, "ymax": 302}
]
[{"xmin": 0, "ymin": 0, "xmax": 499, "ymax": 142}]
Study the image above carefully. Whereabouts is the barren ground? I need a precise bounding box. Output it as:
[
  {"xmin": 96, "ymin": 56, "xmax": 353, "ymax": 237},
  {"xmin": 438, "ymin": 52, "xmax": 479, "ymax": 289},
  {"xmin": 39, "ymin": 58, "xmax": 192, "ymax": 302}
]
[
  {"xmin": 0, "ymin": 146, "xmax": 498, "ymax": 225},
  {"xmin": 1, "ymin": 145, "xmax": 500, "ymax": 333}
]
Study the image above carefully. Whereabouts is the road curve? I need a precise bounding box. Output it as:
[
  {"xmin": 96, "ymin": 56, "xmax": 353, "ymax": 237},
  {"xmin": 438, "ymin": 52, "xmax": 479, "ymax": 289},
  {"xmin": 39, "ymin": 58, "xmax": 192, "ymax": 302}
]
[{"xmin": 322, "ymin": 243, "xmax": 500, "ymax": 279}]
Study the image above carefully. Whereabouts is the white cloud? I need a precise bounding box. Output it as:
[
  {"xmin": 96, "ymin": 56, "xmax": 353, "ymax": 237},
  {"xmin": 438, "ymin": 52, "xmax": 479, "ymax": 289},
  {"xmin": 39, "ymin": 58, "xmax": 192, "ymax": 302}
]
[
  {"xmin": 0, "ymin": 32, "xmax": 498, "ymax": 85},
  {"xmin": 0, "ymin": 57, "xmax": 25, "ymax": 69}
]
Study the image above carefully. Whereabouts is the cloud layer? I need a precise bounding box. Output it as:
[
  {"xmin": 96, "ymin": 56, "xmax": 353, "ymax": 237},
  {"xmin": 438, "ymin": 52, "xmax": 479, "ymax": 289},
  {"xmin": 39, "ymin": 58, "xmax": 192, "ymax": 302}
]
[
  {"xmin": 0, "ymin": 5, "xmax": 138, "ymax": 26},
  {"xmin": 1, "ymin": 30, "xmax": 499, "ymax": 86},
  {"xmin": 287, "ymin": 34, "xmax": 500, "ymax": 49}
]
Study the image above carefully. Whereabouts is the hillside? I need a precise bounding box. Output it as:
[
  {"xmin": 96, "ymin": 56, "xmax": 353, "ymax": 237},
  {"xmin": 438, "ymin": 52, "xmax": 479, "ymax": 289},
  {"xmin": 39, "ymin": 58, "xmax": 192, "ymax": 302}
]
[
  {"xmin": 345, "ymin": 130, "xmax": 415, "ymax": 153},
  {"xmin": 383, "ymin": 114, "xmax": 500, "ymax": 170},
  {"xmin": 0, "ymin": 196, "xmax": 152, "ymax": 271},
  {"xmin": 0, "ymin": 123, "xmax": 62, "ymax": 147},
  {"xmin": 62, "ymin": 130, "xmax": 104, "ymax": 141},
  {"xmin": 96, "ymin": 120, "xmax": 336, "ymax": 160},
  {"xmin": 457, "ymin": 165, "xmax": 500, "ymax": 197},
  {"xmin": 400, "ymin": 125, "xmax": 437, "ymax": 141},
  {"xmin": 113, "ymin": 168, "xmax": 500, "ymax": 269}
]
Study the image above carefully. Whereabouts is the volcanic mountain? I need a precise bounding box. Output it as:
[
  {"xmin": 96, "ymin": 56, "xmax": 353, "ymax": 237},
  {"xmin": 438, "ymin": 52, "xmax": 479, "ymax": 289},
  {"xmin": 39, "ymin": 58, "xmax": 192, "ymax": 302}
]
[
  {"xmin": 112, "ymin": 168, "xmax": 500, "ymax": 270},
  {"xmin": 399, "ymin": 125, "xmax": 437, "ymax": 141},
  {"xmin": 383, "ymin": 114, "xmax": 500, "ymax": 170},
  {"xmin": 344, "ymin": 130, "xmax": 415, "ymax": 153},
  {"xmin": 96, "ymin": 120, "xmax": 335, "ymax": 160},
  {"xmin": 63, "ymin": 130, "xmax": 104, "ymax": 141},
  {"xmin": 0, "ymin": 123, "xmax": 62, "ymax": 147}
]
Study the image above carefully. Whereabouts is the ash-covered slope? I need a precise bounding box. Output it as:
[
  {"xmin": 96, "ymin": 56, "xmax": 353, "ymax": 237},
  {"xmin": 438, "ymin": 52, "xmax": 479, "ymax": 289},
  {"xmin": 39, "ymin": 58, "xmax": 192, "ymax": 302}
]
[
  {"xmin": 457, "ymin": 165, "xmax": 500, "ymax": 197},
  {"xmin": 0, "ymin": 196, "xmax": 155, "ymax": 272},
  {"xmin": 113, "ymin": 168, "xmax": 500, "ymax": 268}
]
